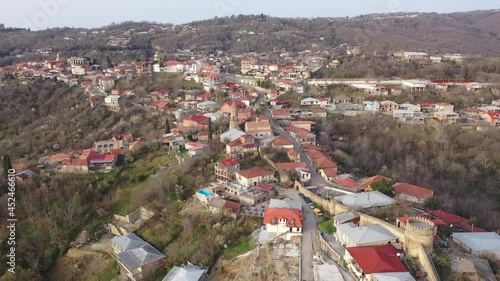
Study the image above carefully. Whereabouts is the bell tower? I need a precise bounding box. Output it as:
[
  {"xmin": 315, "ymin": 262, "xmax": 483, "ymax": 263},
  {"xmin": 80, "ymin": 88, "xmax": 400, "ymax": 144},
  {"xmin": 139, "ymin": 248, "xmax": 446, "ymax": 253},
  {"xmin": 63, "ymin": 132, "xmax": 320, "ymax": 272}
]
[{"xmin": 229, "ymin": 101, "xmax": 239, "ymax": 130}]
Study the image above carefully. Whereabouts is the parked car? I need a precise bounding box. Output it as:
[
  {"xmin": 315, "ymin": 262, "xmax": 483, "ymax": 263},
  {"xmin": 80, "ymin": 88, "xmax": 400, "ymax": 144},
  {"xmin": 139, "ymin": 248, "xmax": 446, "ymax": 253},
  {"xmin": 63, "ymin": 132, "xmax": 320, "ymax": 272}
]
[
  {"xmin": 304, "ymin": 197, "xmax": 312, "ymax": 203},
  {"xmin": 309, "ymin": 203, "xmax": 315, "ymax": 209},
  {"xmin": 313, "ymin": 208, "xmax": 323, "ymax": 216},
  {"xmin": 298, "ymin": 193, "xmax": 305, "ymax": 198}
]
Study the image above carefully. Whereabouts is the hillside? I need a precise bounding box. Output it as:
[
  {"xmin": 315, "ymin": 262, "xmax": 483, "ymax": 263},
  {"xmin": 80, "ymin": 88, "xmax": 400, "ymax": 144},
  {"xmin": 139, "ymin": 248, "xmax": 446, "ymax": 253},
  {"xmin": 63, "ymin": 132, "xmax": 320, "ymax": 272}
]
[{"xmin": 1, "ymin": 10, "xmax": 500, "ymax": 67}]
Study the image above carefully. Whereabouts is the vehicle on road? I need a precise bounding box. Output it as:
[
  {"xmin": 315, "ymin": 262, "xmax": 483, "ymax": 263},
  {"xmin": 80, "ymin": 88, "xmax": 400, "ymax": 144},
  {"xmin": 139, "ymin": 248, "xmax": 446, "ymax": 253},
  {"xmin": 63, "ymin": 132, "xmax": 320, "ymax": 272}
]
[
  {"xmin": 309, "ymin": 203, "xmax": 315, "ymax": 209},
  {"xmin": 313, "ymin": 208, "xmax": 323, "ymax": 216},
  {"xmin": 298, "ymin": 193, "xmax": 304, "ymax": 198},
  {"xmin": 304, "ymin": 197, "xmax": 312, "ymax": 203}
]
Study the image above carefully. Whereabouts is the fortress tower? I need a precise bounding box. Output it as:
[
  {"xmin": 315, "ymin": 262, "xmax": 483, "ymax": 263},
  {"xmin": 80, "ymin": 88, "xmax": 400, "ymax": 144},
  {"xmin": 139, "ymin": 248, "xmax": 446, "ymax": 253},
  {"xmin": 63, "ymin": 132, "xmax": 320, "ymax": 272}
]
[{"xmin": 404, "ymin": 217, "xmax": 435, "ymax": 258}]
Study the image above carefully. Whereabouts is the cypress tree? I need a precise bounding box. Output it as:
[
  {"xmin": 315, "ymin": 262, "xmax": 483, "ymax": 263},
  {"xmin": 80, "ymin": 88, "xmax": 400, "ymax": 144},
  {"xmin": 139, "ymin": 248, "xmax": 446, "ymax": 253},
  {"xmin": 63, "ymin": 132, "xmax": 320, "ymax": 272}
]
[
  {"xmin": 3, "ymin": 154, "xmax": 13, "ymax": 175},
  {"xmin": 165, "ymin": 118, "xmax": 171, "ymax": 134},
  {"xmin": 208, "ymin": 119, "xmax": 213, "ymax": 142}
]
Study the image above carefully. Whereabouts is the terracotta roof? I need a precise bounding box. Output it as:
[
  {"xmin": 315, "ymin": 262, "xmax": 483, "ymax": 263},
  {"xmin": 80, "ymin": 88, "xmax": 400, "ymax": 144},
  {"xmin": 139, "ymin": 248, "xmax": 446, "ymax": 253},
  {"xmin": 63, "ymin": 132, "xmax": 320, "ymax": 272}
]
[
  {"xmin": 271, "ymin": 136, "xmax": 293, "ymax": 147},
  {"xmin": 237, "ymin": 167, "xmax": 274, "ymax": 179},
  {"xmin": 184, "ymin": 115, "xmax": 209, "ymax": 124},
  {"xmin": 276, "ymin": 162, "xmax": 307, "ymax": 171},
  {"xmin": 257, "ymin": 182, "xmax": 273, "ymax": 192},
  {"xmin": 263, "ymin": 208, "xmax": 302, "ymax": 228},
  {"xmin": 346, "ymin": 245, "xmax": 406, "ymax": 274},
  {"xmin": 220, "ymin": 158, "xmax": 240, "ymax": 167},
  {"xmin": 393, "ymin": 182, "xmax": 433, "ymax": 199},
  {"xmin": 358, "ymin": 175, "xmax": 392, "ymax": 191},
  {"xmin": 223, "ymin": 200, "xmax": 241, "ymax": 214},
  {"xmin": 334, "ymin": 178, "xmax": 359, "ymax": 189}
]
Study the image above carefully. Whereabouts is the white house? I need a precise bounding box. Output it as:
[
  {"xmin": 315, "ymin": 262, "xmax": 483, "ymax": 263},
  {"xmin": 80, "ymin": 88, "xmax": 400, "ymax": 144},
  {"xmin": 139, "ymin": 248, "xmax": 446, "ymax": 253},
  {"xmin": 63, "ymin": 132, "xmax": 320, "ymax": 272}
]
[
  {"xmin": 402, "ymin": 80, "xmax": 427, "ymax": 91},
  {"xmin": 301, "ymin": 97, "xmax": 321, "ymax": 106},
  {"xmin": 363, "ymin": 101, "xmax": 381, "ymax": 112},
  {"xmin": 452, "ymin": 232, "xmax": 500, "ymax": 261},
  {"xmin": 262, "ymin": 199, "xmax": 302, "ymax": 241},
  {"xmin": 236, "ymin": 167, "xmax": 275, "ymax": 187}
]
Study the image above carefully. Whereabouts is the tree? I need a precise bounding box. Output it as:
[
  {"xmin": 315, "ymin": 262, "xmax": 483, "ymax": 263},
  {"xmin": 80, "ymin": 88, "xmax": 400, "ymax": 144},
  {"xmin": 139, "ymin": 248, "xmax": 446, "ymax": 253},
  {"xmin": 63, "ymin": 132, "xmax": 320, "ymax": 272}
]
[
  {"xmin": 207, "ymin": 118, "xmax": 213, "ymax": 142},
  {"xmin": 370, "ymin": 179, "xmax": 394, "ymax": 197},
  {"xmin": 165, "ymin": 118, "xmax": 171, "ymax": 134},
  {"xmin": 3, "ymin": 154, "xmax": 12, "ymax": 175},
  {"xmin": 424, "ymin": 196, "xmax": 439, "ymax": 210}
]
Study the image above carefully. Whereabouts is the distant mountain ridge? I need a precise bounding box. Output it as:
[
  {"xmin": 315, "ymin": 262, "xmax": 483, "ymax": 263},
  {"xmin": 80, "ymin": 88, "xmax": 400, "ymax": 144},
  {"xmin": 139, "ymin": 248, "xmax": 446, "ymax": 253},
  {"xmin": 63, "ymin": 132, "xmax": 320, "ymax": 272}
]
[{"xmin": 0, "ymin": 9, "xmax": 499, "ymax": 67}]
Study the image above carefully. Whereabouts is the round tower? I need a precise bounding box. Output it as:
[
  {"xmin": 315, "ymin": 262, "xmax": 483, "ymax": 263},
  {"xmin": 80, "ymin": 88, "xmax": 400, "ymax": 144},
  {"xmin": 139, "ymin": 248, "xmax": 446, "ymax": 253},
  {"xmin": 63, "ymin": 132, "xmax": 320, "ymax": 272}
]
[{"xmin": 404, "ymin": 217, "xmax": 435, "ymax": 258}]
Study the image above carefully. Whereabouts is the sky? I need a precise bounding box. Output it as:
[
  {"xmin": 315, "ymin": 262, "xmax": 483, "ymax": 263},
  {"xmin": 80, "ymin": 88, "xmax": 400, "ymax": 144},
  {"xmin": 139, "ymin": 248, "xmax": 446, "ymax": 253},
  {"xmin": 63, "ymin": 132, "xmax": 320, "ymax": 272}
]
[{"xmin": 2, "ymin": 0, "xmax": 499, "ymax": 31}]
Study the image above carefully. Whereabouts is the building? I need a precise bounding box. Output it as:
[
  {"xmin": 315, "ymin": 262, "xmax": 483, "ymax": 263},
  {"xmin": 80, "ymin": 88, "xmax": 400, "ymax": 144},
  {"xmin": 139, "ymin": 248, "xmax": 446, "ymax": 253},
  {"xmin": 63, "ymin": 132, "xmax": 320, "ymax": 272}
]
[
  {"xmin": 236, "ymin": 167, "xmax": 275, "ymax": 187},
  {"xmin": 229, "ymin": 99, "xmax": 239, "ymax": 130},
  {"xmin": 184, "ymin": 142, "xmax": 209, "ymax": 157},
  {"xmin": 262, "ymin": 199, "xmax": 302, "ymax": 241},
  {"xmin": 393, "ymin": 182, "xmax": 433, "ymax": 204},
  {"xmin": 336, "ymin": 223, "xmax": 400, "ymax": 247},
  {"xmin": 402, "ymin": 80, "xmax": 427, "ymax": 91},
  {"xmin": 433, "ymin": 111, "xmax": 459, "ymax": 124},
  {"xmin": 89, "ymin": 154, "xmax": 118, "ymax": 171},
  {"xmin": 207, "ymin": 198, "xmax": 241, "ymax": 219},
  {"xmin": 398, "ymin": 103, "xmax": 421, "ymax": 112},
  {"xmin": 218, "ymin": 182, "xmax": 271, "ymax": 206},
  {"xmin": 334, "ymin": 191, "xmax": 395, "ymax": 209},
  {"xmin": 162, "ymin": 264, "xmax": 207, "ymax": 281},
  {"xmin": 358, "ymin": 175, "xmax": 392, "ymax": 192},
  {"xmin": 333, "ymin": 212, "xmax": 360, "ymax": 226},
  {"xmin": 226, "ymin": 134, "xmax": 257, "ymax": 154},
  {"xmin": 271, "ymin": 136, "xmax": 294, "ymax": 149},
  {"xmin": 215, "ymin": 158, "xmax": 240, "ymax": 182},
  {"xmin": 285, "ymin": 125, "xmax": 316, "ymax": 145},
  {"xmin": 363, "ymin": 101, "xmax": 381, "ymax": 112},
  {"xmin": 371, "ymin": 272, "xmax": 415, "ymax": 281},
  {"xmin": 104, "ymin": 95, "xmax": 121, "ymax": 111},
  {"xmin": 344, "ymin": 245, "xmax": 407, "ymax": 280},
  {"xmin": 403, "ymin": 51, "xmax": 429, "ymax": 60},
  {"xmin": 452, "ymin": 232, "xmax": 500, "ymax": 261},
  {"xmin": 244, "ymin": 115, "xmax": 273, "ymax": 139},
  {"xmin": 98, "ymin": 76, "xmax": 115, "ymax": 91},
  {"xmin": 112, "ymin": 233, "xmax": 166, "ymax": 281},
  {"xmin": 432, "ymin": 103, "xmax": 454, "ymax": 112},
  {"xmin": 380, "ymin": 101, "xmax": 399, "ymax": 112},
  {"xmin": 183, "ymin": 115, "xmax": 209, "ymax": 127}
]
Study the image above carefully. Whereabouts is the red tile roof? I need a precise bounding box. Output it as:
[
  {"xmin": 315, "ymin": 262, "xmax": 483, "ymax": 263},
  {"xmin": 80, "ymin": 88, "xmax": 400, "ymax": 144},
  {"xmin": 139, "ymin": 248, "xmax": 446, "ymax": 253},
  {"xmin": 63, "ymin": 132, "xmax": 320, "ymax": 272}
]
[
  {"xmin": 221, "ymin": 158, "xmax": 240, "ymax": 167},
  {"xmin": 276, "ymin": 162, "xmax": 307, "ymax": 171},
  {"xmin": 346, "ymin": 245, "xmax": 407, "ymax": 274},
  {"xmin": 257, "ymin": 182, "xmax": 273, "ymax": 192},
  {"xmin": 223, "ymin": 200, "xmax": 241, "ymax": 214},
  {"xmin": 426, "ymin": 210, "xmax": 468, "ymax": 225},
  {"xmin": 237, "ymin": 167, "xmax": 274, "ymax": 179},
  {"xmin": 263, "ymin": 208, "xmax": 302, "ymax": 228},
  {"xmin": 393, "ymin": 182, "xmax": 433, "ymax": 199},
  {"xmin": 184, "ymin": 115, "xmax": 209, "ymax": 124},
  {"xmin": 271, "ymin": 136, "xmax": 293, "ymax": 147},
  {"xmin": 334, "ymin": 178, "xmax": 359, "ymax": 189},
  {"xmin": 358, "ymin": 175, "xmax": 392, "ymax": 191}
]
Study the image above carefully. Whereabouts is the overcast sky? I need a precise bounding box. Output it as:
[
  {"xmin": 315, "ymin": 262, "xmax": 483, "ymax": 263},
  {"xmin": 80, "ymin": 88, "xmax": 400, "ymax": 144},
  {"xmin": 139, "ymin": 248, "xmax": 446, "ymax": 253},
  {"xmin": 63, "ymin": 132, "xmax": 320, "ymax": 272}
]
[{"xmin": 2, "ymin": 0, "xmax": 499, "ymax": 30}]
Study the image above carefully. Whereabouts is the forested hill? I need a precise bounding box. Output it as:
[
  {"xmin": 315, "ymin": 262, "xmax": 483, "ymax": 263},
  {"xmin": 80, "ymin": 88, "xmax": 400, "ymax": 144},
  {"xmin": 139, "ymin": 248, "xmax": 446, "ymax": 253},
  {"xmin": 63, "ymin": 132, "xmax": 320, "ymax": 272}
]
[{"xmin": 1, "ymin": 10, "xmax": 500, "ymax": 66}]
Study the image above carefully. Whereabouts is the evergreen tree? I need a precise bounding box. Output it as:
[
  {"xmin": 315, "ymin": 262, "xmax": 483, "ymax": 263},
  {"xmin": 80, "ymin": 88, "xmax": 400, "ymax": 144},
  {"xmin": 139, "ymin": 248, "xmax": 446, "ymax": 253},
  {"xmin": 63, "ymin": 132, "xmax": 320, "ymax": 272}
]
[
  {"xmin": 165, "ymin": 118, "xmax": 171, "ymax": 134},
  {"xmin": 3, "ymin": 154, "xmax": 12, "ymax": 175},
  {"xmin": 208, "ymin": 119, "xmax": 213, "ymax": 142}
]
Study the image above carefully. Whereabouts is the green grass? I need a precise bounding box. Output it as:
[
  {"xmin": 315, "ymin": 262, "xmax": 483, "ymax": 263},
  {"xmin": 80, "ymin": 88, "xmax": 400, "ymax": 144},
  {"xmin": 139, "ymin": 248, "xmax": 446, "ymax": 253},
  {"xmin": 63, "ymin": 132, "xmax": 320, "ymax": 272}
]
[
  {"xmin": 319, "ymin": 218, "xmax": 336, "ymax": 234},
  {"xmin": 223, "ymin": 236, "xmax": 255, "ymax": 258},
  {"xmin": 96, "ymin": 262, "xmax": 120, "ymax": 281}
]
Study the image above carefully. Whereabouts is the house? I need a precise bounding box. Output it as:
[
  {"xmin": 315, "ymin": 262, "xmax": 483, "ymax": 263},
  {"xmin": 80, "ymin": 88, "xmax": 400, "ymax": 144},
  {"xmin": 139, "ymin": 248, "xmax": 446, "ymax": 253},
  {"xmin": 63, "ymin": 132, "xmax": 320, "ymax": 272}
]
[
  {"xmin": 162, "ymin": 264, "xmax": 207, "ymax": 281},
  {"xmin": 271, "ymin": 109, "xmax": 294, "ymax": 120},
  {"xmin": 197, "ymin": 101, "xmax": 219, "ymax": 112},
  {"xmin": 236, "ymin": 167, "xmax": 275, "ymax": 187},
  {"xmin": 452, "ymin": 232, "xmax": 500, "ymax": 261},
  {"xmin": 183, "ymin": 115, "xmax": 209, "ymax": 127},
  {"xmin": 229, "ymin": 91, "xmax": 245, "ymax": 100},
  {"xmin": 433, "ymin": 111, "xmax": 459, "ymax": 124},
  {"xmin": 89, "ymin": 154, "xmax": 118, "ymax": 171},
  {"xmin": 380, "ymin": 101, "xmax": 399, "ymax": 112},
  {"xmin": 184, "ymin": 142, "xmax": 209, "ymax": 157},
  {"xmin": 403, "ymin": 51, "xmax": 428, "ymax": 60},
  {"xmin": 301, "ymin": 97, "xmax": 321, "ymax": 107},
  {"xmin": 336, "ymin": 223, "xmax": 399, "ymax": 247},
  {"xmin": 398, "ymin": 103, "xmax": 421, "ymax": 112},
  {"xmin": 287, "ymin": 148, "xmax": 301, "ymax": 162},
  {"xmin": 334, "ymin": 191, "xmax": 395, "ymax": 209},
  {"xmin": 262, "ymin": 199, "xmax": 302, "ymax": 241},
  {"xmin": 402, "ymin": 80, "xmax": 427, "ymax": 91},
  {"xmin": 94, "ymin": 138, "xmax": 129, "ymax": 154},
  {"xmin": 244, "ymin": 115, "xmax": 273, "ymax": 139},
  {"xmin": 104, "ymin": 95, "xmax": 122, "ymax": 112},
  {"xmin": 432, "ymin": 103, "xmax": 454, "ymax": 112},
  {"xmin": 291, "ymin": 121, "xmax": 316, "ymax": 131},
  {"xmin": 393, "ymin": 182, "xmax": 433, "ymax": 204},
  {"xmin": 344, "ymin": 245, "xmax": 407, "ymax": 280},
  {"xmin": 98, "ymin": 76, "xmax": 115, "ymax": 91},
  {"xmin": 220, "ymin": 128, "xmax": 246, "ymax": 143},
  {"xmin": 271, "ymin": 136, "xmax": 294, "ymax": 149},
  {"xmin": 426, "ymin": 210, "xmax": 487, "ymax": 233},
  {"xmin": 303, "ymin": 145, "xmax": 338, "ymax": 181},
  {"xmin": 215, "ymin": 158, "xmax": 240, "ymax": 182},
  {"xmin": 393, "ymin": 110, "xmax": 424, "ymax": 125},
  {"xmin": 363, "ymin": 101, "xmax": 381, "ymax": 112},
  {"xmin": 285, "ymin": 125, "xmax": 316, "ymax": 145},
  {"xmin": 112, "ymin": 233, "xmax": 166, "ymax": 281},
  {"xmin": 208, "ymin": 198, "xmax": 241, "ymax": 219},
  {"xmin": 334, "ymin": 175, "xmax": 359, "ymax": 191},
  {"xmin": 226, "ymin": 134, "xmax": 257, "ymax": 154},
  {"xmin": 481, "ymin": 112, "xmax": 500, "ymax": 127}
]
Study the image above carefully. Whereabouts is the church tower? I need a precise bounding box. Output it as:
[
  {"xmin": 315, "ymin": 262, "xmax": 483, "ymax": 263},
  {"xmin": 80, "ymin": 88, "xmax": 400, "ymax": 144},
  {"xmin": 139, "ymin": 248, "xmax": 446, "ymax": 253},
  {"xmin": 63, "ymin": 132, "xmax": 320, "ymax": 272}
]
[{"xmin": 229, "ymin": 101, "xmax": 239, "ymax": 130}]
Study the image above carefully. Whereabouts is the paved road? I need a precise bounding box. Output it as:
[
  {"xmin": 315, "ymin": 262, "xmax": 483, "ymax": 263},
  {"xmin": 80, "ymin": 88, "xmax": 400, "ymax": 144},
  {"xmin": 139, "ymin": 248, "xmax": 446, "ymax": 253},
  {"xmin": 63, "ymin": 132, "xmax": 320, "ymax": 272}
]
[{"xmin": 285, "ymin": 188, "xmax": 318, "ymax": 281}]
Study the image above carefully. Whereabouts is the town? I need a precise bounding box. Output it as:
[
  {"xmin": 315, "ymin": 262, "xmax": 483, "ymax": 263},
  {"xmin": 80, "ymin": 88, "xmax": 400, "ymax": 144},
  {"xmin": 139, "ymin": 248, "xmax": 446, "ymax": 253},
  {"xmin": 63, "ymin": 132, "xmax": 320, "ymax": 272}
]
[{"xmin": 1, "ymin": 11, "xmax": 500, "ymax": 281}]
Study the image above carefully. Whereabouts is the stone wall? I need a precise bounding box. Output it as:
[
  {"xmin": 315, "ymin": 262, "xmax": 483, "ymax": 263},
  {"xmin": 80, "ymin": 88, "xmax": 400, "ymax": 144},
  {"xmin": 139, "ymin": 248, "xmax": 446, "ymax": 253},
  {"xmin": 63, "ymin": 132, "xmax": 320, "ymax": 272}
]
[
  {"xmin": 317, "ymin": 232, "xmax": 341, "ymax": 261},
  {"xmin": 295, "ymin": 181, "xmax": 441, "ymax": 281}
]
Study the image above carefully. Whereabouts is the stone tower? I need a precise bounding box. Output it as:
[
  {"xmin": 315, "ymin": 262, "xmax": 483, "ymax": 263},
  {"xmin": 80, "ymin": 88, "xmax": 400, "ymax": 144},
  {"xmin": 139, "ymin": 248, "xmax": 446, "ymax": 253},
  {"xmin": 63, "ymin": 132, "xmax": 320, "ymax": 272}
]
[
  {"xmin": 229, "ymin": 101, "xmax": 239, "ymax": 130},
  {"xmin": 404, "ymin": 217, "xmax": 435, "ymax": 258}
]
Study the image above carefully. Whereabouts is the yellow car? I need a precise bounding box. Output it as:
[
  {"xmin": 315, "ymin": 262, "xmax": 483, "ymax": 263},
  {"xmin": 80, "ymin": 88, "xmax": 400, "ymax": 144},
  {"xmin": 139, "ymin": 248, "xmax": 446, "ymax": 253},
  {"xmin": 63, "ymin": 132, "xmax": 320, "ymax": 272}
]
[{"xmin": 313, "ymin": 208, "xmax": 323, "ymax": 216}]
